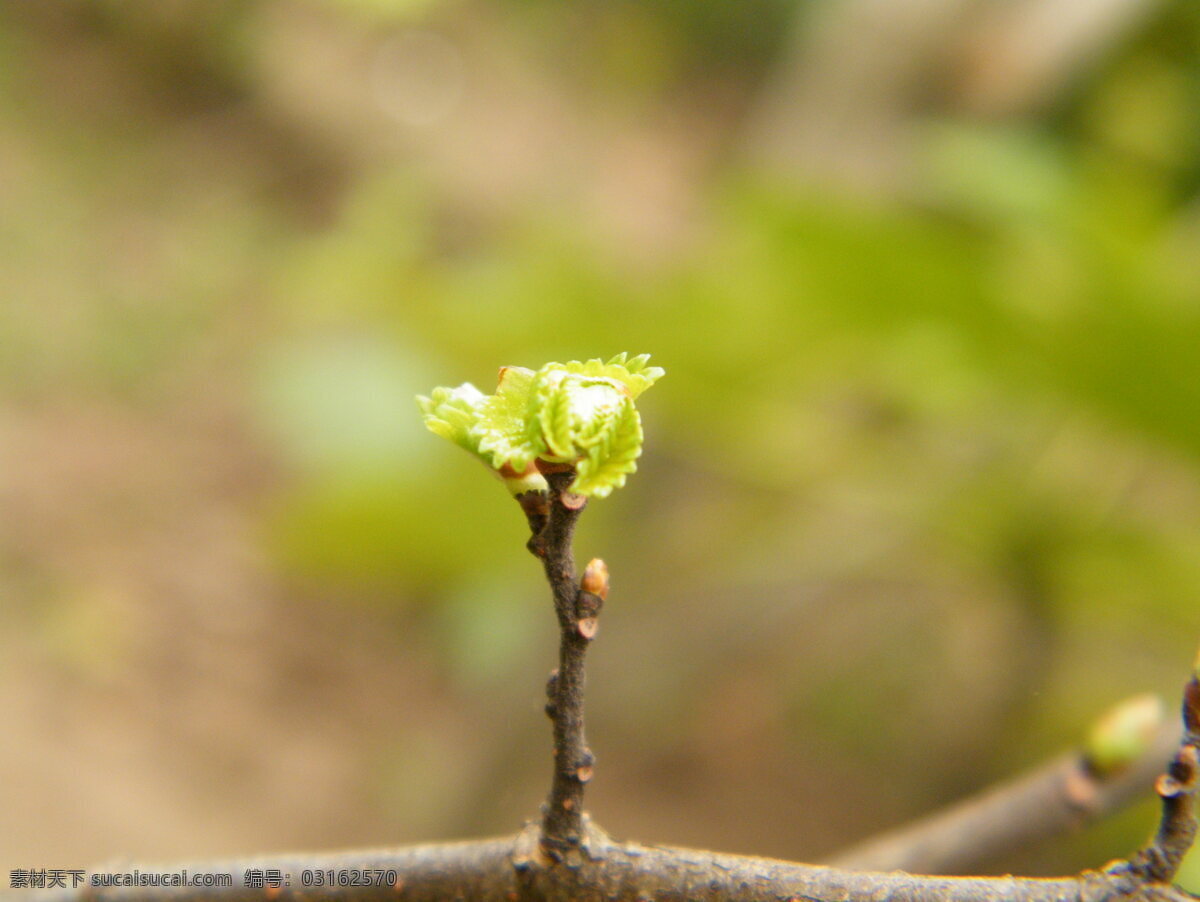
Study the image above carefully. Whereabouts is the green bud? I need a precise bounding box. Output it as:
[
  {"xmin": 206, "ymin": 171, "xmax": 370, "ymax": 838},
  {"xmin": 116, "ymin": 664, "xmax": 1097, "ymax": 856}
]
[
  {"xmin": 1084, "ymin": 693, "xmax": 1165, "ymax": 776},
  {"xmin": 417, "ymin": 354, "xmax": 664, "ymax": 498}
]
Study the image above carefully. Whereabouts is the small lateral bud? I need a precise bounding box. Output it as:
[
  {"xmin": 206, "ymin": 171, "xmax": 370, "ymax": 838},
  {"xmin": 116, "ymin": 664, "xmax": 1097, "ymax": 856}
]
[
  {"xmin": 1084, "ymin": 693, "xmax": 1164, "ymax": 777},
  {"xmin": 1157, "ymin": 772, "xmax": 1184, "ymax": 798},
  {"xmin": 577, "ymin": 617, "xmax": 598, "ymax": 639},
  {"xmin": 581, "ymin": 559, "xmax": 609, "ymax": 600},
  {"xmin": 561, "ymin": 491, "xmax": 587, "ymax": 510}
]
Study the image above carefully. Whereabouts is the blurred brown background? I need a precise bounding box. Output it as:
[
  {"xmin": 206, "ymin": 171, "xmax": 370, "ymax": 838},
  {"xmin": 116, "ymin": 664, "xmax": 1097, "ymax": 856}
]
[{"xmin": 2, "ymin": 0, "xmax": 1199, "ymax": 886}]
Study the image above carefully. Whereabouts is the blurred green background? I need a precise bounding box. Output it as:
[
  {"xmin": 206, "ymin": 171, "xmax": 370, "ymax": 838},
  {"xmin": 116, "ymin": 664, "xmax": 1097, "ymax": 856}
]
[{"xmin": 2, "ymin": 0, "xmax": 1199, "ymax": 886}]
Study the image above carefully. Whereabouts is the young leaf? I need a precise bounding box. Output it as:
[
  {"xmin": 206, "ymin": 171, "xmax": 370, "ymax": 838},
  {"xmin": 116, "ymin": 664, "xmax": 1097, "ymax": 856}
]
[
  {"xmin": 416, "ymin": 354, "xmax": 663, "ymax": 498},
  {"xmin": 415, "ymin": 384, "xmax": 488, "ymax": 457}
]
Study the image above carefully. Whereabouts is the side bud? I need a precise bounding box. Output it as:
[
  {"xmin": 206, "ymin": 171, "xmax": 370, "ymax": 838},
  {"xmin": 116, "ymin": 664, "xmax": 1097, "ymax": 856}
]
[
  {"xmin": 581, "ymin": 559, "xmax": 609, "ymax": 600},
  {"xmin": 1084, "ymin": 693, "xmax": 1165, "ymax": 776},
  {"xmin": 576, "ymin": 559, "xmax": 609, "ymax": 639}
]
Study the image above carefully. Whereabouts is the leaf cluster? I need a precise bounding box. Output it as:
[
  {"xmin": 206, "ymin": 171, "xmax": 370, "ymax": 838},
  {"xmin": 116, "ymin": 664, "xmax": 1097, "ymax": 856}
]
[{"xmin": 417, "ymin": 353, "xmax": 664, "ymax": 498}]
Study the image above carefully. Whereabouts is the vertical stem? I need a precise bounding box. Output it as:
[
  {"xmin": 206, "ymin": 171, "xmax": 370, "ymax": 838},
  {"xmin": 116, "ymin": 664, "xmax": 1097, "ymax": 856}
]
[{"xmin": 530, "ymin": 470, "xmax": 595, "ymax": 860}]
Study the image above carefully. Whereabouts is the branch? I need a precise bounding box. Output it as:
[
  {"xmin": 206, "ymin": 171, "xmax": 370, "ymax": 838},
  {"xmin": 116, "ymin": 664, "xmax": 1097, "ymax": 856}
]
[
  {"xmin": 20, "ymin": 824, "xmax": 1200, "ymax": 902},
  {"xmin": 20, "ymin": 659, "xmax": 1200, "ymax": 902},
  {"xmin": 833, "ymin": 701, "xmax": 1182, "ymax": 874},
  {"xmin": 26, "ymin": 418, "xmax": 1199, "ymax": 902},
  {"xmin": 1119, "ymin": 663, "xmax": 1200, "ymax": 884},
  {"xmin": 525, "ymin": 468, "xmax": 605, "ymax": 862}
]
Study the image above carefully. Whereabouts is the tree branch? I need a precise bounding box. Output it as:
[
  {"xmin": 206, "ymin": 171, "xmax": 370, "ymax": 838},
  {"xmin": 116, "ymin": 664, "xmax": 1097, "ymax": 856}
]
[
  {"xmin": 525, "ymin": 468, "xmax": 604, "ymax": 862},
  {"xmin": 21, "ymin": 823, "xmax": 1200, "ymax": 902},
  {"xmin": 20, "ymin": 639, "xmax": 1200, "ymax": 902},
  {"xmin": 22, "ymin": 465, "xmax": 1199, "ymax": 902},
  {"xmin": 832, "ymin": 714, "xmax": 1182, "ymax": 874}
]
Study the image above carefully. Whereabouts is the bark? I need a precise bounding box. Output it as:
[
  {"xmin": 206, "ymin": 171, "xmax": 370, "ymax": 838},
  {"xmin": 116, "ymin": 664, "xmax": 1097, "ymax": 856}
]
[
  {"xmin": 527, "ymin": 469, "xmax": 596, "ymax": 861},
  {"xmin": 20, "ymin": 822, "xmax": 1200, "ymax": 902}
]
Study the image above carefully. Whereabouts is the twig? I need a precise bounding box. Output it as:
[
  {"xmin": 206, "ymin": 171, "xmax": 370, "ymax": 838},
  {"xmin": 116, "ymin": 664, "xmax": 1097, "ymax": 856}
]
[
  {"xmin": 833, "ymin": 719, "xmax": 1182, "ymax": 874},
  {"xmin": 20, "ymin": 642, "xmax": 1200, "ymax": 902},
  {"xmin": 1120, "ymin": 667, "xmax": 1200, "ymax": 884},
  {"xmin": 525, "ymin": 469, "xmax": 603, "ymax": 862},
  {"xmin": 21, "ymin": 465, "xmax": 1199, "ymax": 902}
]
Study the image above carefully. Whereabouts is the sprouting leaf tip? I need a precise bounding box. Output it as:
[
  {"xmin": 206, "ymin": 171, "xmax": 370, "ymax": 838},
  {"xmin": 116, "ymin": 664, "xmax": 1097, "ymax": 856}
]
[{"xmin": 418, "ymin": 354, "xmax": 663, "ymax": 498}]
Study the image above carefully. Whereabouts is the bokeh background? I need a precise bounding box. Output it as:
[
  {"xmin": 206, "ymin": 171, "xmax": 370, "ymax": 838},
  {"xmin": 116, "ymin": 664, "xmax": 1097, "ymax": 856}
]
[{"xmin": 3, "ymin": 0, "xmax": 1200, "ymax": 886}]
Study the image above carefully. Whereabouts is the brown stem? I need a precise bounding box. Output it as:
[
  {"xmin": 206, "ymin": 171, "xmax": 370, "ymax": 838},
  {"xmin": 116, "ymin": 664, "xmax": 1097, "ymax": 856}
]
[
  {"xmin": 19, "ymin": 665, "xmax": 1200, "ymax": 902},
  {"xmin": 526, "ymin": 469, "xmax": 595, "ymax": 861},
  {"xmin": 19, "ymin": 825, "xmax": 1200, "ymax": 902},
  {"xmin": 1120, "ymin": 673, "xmax": 1200, "ymax": 884},
  {"xmin": 833, "ymin": 721, "xmax": 1182, "ymax": 874}
]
